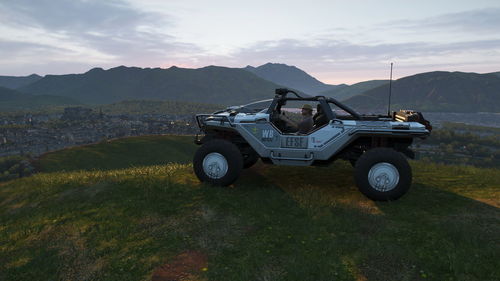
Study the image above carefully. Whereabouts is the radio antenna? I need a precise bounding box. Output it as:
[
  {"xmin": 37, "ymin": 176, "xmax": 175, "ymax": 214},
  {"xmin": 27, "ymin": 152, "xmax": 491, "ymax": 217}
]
[{"xmin": 387, "ymin": 62, "xmax": 393, "ymax": 116}]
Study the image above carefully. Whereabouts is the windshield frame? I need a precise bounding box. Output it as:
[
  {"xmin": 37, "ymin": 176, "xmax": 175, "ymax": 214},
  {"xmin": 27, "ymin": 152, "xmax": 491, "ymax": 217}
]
[{"xmin": 238, "ymin": 99, "xmax": 274, "ymax": 113}]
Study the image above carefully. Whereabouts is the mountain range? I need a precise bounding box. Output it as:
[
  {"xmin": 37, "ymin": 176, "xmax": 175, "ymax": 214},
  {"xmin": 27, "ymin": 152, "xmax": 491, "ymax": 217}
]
[
  {"xmin": 0, "ymin": 64, "xmax": 499, "ymax": 113},
  {"xmin": 320, "ymin": 80, "xmax": 388, "ymax": 101},
  {"xmin": 18, "ymin": 66, "xmax": 283, "ymax": 105},
  {"xmin": 344, "ymin": 71, "xmax": 500, "ymax": 113},
  {"xmin": 244, "ymin": 63, "xmax": 342, "ymax": 94}
]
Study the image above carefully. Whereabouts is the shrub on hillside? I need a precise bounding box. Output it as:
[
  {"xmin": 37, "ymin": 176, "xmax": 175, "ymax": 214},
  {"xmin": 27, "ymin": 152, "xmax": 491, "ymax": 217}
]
[{"xmin": 0, "ymin": 156, "xmax": 35, "ymax": 181}]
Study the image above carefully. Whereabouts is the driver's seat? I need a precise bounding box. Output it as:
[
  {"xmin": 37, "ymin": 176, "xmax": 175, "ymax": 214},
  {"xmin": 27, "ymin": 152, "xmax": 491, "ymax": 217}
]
[{"xmin": 313, "ymin": 104, "xmax": 329, "ymax": 128}]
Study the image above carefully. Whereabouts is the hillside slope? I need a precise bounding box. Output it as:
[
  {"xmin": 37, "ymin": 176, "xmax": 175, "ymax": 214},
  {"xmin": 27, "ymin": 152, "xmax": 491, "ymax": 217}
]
[
  {"xmin": 321, "ymin": 80, "xmax": 388, "ymax": 101},
  {"xmin": 0, "ymin": 74, "xmax": 42, "ymax": 89},
  {"xmin": 1, "ymin": 135, "xmax": 499, "ymax": 280},
  {"xmin": 35, "ymin": 135, "xmax": 197, "ymax": 172},
  {"xmin": 244, "ymin": 63, "xmax": 341, "ymax": 94},
  {"xmin": 344, "ymin": 71, "xmax": 500, "ymax": 113},
  {"xmin": 20, "ymin": 66, "xmax": 281, "ymax": 105},
  {"xmin": 0, "ymin": 86, "xmax": 80, "ymax": 111},
  {"xmin": 98, "ymin": 100, "xmax": 222, "ymax": 115}
]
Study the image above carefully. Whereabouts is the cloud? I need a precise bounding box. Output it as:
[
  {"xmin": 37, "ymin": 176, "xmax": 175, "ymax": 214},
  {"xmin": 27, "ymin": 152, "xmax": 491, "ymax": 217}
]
[
  {"xmin": 0, "ymin": 1, "xmax": 498, "ymax": 83},
  {"xmin": 197, "ymin": 7, "xmax": 499, "ymax": 80},
  {"xmin": 0, "ymin": 39, "xmax": 112, "ymax": 75},
  {"xmin": 0, "ymin": 39, "xmax": 112, "ymax": 64},
  {"xmin": 225, "ymin": 38, "xmax": 500, "ymax": 66},
  {"xmin": 0, "ymin": 0, "xmax": 202, "ymax": 71},
  {"xmin": 218, "ymin": 36, "xmax": 500, "ymax": 83},
  {"xmin": 0, "ymin": 0, "xmax": 152, "ymax": 32},
  {"xmin": 385, "ymin": 8, "xmax": 500, "ymax": 35}
]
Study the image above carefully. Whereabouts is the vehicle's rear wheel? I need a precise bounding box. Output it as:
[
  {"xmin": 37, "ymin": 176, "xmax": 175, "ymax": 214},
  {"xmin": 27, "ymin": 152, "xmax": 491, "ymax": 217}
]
[
  {"xmin": 193, "ymin": 139, "xmax": 243, "ymax": 186},
  {"xmin": 354, "ymin": 147, "xmax": 412, "ymax": 201}
]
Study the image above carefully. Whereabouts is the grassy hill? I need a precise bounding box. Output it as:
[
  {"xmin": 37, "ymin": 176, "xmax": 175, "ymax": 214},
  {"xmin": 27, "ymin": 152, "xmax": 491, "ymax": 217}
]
[
  {"xmin": 344, "ymin": 71, "xmax": 500, "ymax": 113},
  {"xmin": 1, "ymin": 136, "xmax": 499, "ymax": 280},
  {"xmin": 34, "ymin": 135, "xmax": 197, "ymax": 172},
  {"xmin": 0, "ymin": 86, "xmax": 81, "ymax": 112},
  {"xmin": 19, "ymin": 66, "xmax": 282, "ymax": 105}
]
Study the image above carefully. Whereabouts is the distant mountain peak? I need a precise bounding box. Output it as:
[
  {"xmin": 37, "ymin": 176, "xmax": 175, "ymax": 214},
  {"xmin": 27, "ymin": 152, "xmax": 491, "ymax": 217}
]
[
  {"xmin": 261, "ymin": 62, "xmax": 296, "ymax": 67},
  {"xmin": 202, "ymin": 65, "xmax": 224, "ymax": 69},
  {"xmin": 248, "ymin": 63, "xmax": 303, "ymax": 72},
  {"xmin": 85, "ymin": 67, "xmax": 105, "ymax": 74},
  {"xmin": 243, "ymin": 62, "xmax": 338, "ymax": 94}
]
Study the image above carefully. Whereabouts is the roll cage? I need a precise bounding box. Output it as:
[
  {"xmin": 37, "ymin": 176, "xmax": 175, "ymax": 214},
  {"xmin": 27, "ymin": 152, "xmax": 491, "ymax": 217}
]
[{"xmin": 266, "ymin": 88, "xmax": 361, "ymax": 122}]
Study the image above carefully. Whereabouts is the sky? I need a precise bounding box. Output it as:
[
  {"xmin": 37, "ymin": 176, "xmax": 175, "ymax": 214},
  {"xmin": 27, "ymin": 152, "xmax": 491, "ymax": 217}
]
[{"xmin": 1, "ymin": 0, "xmax": 500, "ymax": 84}]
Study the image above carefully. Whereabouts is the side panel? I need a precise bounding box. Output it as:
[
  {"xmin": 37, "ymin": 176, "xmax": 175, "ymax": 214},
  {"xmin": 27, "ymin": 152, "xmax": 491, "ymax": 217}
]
[
  {"xmin": 235, "ymin": 120, "xmax": 429, "ymax": 166},
  {"xmin": 236, "ymin": 122, "xmax": 352, "ymax": 165}
]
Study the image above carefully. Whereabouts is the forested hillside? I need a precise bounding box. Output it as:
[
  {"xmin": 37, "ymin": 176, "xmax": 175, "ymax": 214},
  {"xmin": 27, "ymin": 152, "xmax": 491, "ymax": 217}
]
[
  {"xmin": 344, "ymin": 71, "xmax": 500, "ymax": 113},
  {"xmin": 19, "ymin": 66, "xmax": 281, "ymax": 105}
]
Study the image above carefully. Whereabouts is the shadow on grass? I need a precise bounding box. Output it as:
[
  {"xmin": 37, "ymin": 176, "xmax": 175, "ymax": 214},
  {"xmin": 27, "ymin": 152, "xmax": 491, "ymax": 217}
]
[
  {"xmin": 1, "ymin": 161, "xmax": 499, "ymax": 281},
  {"xmin": 371, "ymin": 183, "xmax": 500, "ymax": 281},
  {"xmin": 233, "ymin": 162, "xmax": 500, "ymax": 281}
]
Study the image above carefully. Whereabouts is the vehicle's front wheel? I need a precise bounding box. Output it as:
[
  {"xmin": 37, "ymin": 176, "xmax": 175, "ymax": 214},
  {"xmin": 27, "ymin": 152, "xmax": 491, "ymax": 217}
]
[
  {"xmin": 241, "ymin": 146, "xmax": 259, "ymax": 169},
  {"xmin": 354, "ymin": 148, "xmax": 412, "ymax": 201},
  {"xmin": 193, "ymin": 139, "xmax": 243, "ymax": 186}
]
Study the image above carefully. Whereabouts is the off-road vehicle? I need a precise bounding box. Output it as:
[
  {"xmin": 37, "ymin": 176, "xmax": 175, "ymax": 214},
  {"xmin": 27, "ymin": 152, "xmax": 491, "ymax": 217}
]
[{"xmin": 193, "ymin": 88, "xmax": 431, "ymax": 201}]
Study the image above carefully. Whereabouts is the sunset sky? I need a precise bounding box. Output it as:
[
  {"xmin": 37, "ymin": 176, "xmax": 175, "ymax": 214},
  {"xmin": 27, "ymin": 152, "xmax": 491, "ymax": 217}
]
[{"xmin": 1, "ymin": 0, "xmax": 499, "ymax": 84}]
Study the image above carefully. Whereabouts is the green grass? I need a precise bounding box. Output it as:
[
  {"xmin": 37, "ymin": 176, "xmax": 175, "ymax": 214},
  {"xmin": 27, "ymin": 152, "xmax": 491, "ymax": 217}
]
[
  {"xmin": 35, "ymin": 135, "xmax": 197, "ymax": 172},
  {"xmin": 1, "ymin": 136, "xmax": 499, "ymax": 281}
]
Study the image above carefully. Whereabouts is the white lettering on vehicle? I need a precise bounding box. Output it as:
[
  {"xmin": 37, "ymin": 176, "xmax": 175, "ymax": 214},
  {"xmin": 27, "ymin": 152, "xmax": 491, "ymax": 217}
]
[{"xmin": 262, "ymin": 129, "xmax": 274, "ymax": 139}]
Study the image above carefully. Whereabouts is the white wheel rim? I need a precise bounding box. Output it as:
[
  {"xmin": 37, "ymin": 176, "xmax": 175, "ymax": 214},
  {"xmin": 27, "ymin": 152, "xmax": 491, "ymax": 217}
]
[
  {"xmin": 368, "ymin": 162, "xmax": 400, "ymax": 192},
  {"xmin": 202, "ymin": 152, "xmax": 228, "ymax": 179}
]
